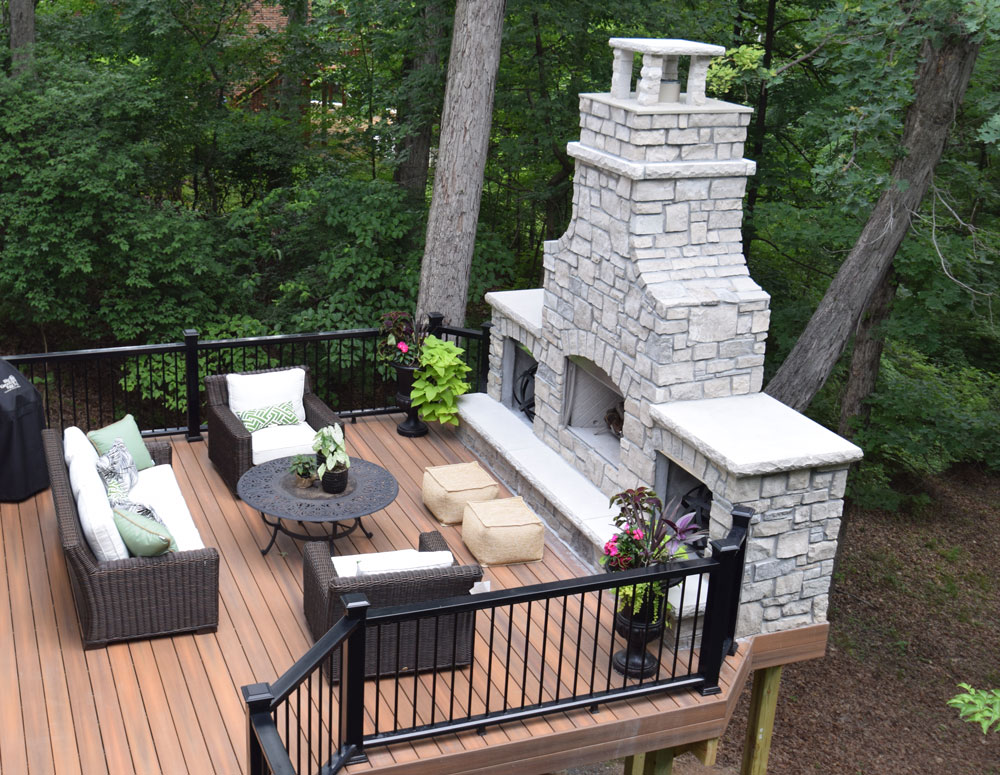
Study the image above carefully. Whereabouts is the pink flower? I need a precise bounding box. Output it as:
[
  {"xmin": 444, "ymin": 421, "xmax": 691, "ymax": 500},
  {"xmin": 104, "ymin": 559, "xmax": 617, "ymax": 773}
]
[
  {"xmin": 397, "ymin": 341, "xmax": 409, "ymax": 354},
  {"xmin": 633, "ymin": 528, "xmax": 644, "ymax": 540}
]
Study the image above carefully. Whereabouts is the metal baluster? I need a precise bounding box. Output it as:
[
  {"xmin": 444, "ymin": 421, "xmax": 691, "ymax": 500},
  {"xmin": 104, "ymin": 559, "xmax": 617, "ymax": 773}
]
[
  {"xmin": 484, "ymin": 606, "xmax": 496, "ymax": 718},
  {"xmin": 538, "ymin": 598, "xmax": 550, "ymax": 706},
  {"xmin": 430, "ymin": 615, "xmax": 441, "ymax": 725},
  {"xmin": 374, "ymin": 623, "xmax": 382, "ymax": 734},
  {"xmin": 393, "ymin": 621, "xmax": 402, "ymax": 733},
  {"xmin": 689, "ymin": 571, "xmax": 705, "ymax": 676},
  {"xmin": 555, "ymin": 595, "xmax": 568, "ymax": 702},
  {"xmin": 573, "ymin": 593, "xmax": 586, "ymax": 697},
  {"xmin": 671, "ymin": 577, "xmax": 683, "ymax": 678},
  {"xmin": 590, "ymin": 589, "xmax": 602, "ymax": 696},
  {"xmin": 449, "ymin": 610, "xmax": 459, "ymax": 722},
  {"xmin": 503, "ymin": 604, "xmax": 514, "ymax": 711},
  {"xmin": 520, "ymin": 601, "xmax": 533, "ymax": 709}
]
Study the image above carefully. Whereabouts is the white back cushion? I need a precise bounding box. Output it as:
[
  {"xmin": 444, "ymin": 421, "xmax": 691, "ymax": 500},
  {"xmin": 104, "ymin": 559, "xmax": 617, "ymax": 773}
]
[
  {"xmin": 227, "ymin": 368, "xmax": 306, "ymax": 423},
  {"xmin": 332, "ymin": 549, "xmax": 454, "ymax": 578},
  {"xmin": 63, "ymin": 426, "xmax": 98, "ymax": 479},
  {"xmin": 250, "ymin": 422, "xmax": 316, "ymax": 466},
  {"xmin": 66, "ymin": 444, "xmax": 129, "ymax": 562}
]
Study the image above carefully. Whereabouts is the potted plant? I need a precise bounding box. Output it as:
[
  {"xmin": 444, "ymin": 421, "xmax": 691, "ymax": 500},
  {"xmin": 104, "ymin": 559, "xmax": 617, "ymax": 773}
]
[
  {"xmin": 376, "ymin": 311, "xmax": 428, "ymax": 437},
  {"xmin": 411, "ymin": 335, "xmax": 472, "ymax": 426},
  {"xmin": 289, "ymin": 454, "xmax": 316, "ymax": 488},
  {"xmin": 312, "ymin": 424, "xmax": 350, "ymax": 494},
  {"xmin": 601, "ymin": 486, "xmax": 706, "ymax": 677}
]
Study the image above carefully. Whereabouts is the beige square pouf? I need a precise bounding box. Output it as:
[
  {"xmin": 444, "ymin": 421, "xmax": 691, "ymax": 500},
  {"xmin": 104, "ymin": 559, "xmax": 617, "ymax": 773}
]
[
  {"xmin": 462, "ymin": 497, "xmax": 544, "ymax": 565},
  {"xmin": 422, "ymin": 462, "xmax": 499, "ymax": 525}
]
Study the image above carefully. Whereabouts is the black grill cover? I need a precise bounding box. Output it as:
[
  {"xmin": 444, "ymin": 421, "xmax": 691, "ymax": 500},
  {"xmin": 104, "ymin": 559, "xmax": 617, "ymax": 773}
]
[{"xmin": 0, "ymin": 359, "xmax": 49, "ymax": 502}]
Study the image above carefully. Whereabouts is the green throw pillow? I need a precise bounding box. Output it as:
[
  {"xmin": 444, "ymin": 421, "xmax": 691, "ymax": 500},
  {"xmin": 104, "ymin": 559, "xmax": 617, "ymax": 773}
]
[
  {"xmin": 236, "ymin": 400, "xmax": 299, "ymax": 433},
  {"xmin": 113, "ymin": 507, "xmax": 177, "ymax": 557},
  {"xmin": 88, "ymin": 414, "xmax": 155, "ymax": 470}
]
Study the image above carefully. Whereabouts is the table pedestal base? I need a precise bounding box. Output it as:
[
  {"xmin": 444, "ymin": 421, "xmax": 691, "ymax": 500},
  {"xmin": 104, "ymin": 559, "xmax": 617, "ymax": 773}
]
[{"xmin": 259, "ymin": 513, "xmax": 374, "ymax": 556}]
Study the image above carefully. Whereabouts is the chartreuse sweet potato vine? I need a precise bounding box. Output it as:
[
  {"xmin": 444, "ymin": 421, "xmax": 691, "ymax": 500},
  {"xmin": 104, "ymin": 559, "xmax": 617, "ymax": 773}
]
[{"xmin": 411, "ymin": 335, "xmax": 471, "ymax": 426}]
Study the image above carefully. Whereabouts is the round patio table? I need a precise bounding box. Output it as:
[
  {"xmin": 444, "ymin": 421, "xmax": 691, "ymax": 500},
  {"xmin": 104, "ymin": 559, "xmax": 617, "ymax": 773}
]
[{"xmin": 237, "ymin": 456, "xmax": 398, "ymax": 556}]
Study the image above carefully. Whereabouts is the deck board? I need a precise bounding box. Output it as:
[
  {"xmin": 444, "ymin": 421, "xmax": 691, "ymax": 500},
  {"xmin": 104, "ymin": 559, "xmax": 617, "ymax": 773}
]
[{"xmin": 0, "ymin": 415, "xmax": 776, "ymax": 775}]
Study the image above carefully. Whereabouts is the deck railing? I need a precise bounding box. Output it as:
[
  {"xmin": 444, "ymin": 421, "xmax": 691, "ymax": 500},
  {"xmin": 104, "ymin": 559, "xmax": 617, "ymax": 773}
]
[
  {"xmin": 3, "ymin": 317, "xmax": 491, "ymax": 437},
  {"xmin": 244, "ymin": 509, "xmax": 752, "ymax": 775}
]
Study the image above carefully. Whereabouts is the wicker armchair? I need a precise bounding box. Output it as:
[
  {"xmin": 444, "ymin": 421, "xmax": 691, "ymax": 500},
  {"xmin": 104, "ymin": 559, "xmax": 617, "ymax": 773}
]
[
  {"xmin": 42, "ymin": 429, "xmax": 220, "ymax": 649},
  {"xmin": 205, "ymin": 365, "xmax": 342, "ymax": 493},
  {"xmin": 303, "ymin": 531, "xmax": 483, "ymax": 680}
]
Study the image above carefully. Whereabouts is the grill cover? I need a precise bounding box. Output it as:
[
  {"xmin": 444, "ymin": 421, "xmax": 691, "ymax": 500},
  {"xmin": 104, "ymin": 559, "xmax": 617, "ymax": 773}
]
[{"xmin": 0, "ymin": 359, "xmax": 49, "ymax": 502}]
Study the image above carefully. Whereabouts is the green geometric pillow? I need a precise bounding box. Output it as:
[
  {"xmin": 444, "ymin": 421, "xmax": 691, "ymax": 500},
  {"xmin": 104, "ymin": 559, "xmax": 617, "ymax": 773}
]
[
  {"xmin": 113, "ymin": 507, "xmax": 177, "ymax": 557},
  {"xmin": 236, "ymin": 400, "xmax": 299, "ymax": 433}
]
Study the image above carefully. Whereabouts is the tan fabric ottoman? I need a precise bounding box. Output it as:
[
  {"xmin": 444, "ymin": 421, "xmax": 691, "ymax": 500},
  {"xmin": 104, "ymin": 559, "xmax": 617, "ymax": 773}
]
[
  {"xmin": 462, "ymin": 497, "xmax": 544, "ymax": 565},
  {"xmin": 422, "ymin": 462, "xmax": 499, "ymax": 525}
]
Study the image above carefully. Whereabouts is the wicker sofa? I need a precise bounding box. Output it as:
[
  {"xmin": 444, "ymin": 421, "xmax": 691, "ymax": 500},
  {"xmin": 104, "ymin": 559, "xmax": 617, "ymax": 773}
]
[
  {"xmin": 42, "ymin": 429, "xmax": 220, "ymax": 649},
  {"xmin": 303, "ymin": 531, "xmax": 483, "ymax": 680},
  {"xmin": 205, "ymin": 365, "xmax": 343, "ymax": 493}
]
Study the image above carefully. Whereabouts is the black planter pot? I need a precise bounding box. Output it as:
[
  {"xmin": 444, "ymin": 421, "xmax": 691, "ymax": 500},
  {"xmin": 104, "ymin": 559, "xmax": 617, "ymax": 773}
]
[
  {"xmin": 320, "ymin": 465, "xmax": 349, "ymax": 494},
  {"xmin": 393, "ymin": 362, "xmax": 428, "ymax": 438},
  {"xmin": 612, "ymin": 583, "xmax": 667, "ymax": 679}
]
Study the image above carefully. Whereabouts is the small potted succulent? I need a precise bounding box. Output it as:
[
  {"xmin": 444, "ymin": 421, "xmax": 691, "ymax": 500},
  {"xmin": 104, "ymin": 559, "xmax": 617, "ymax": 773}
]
[
  {"xmin": 312, "ymin": 424, "xmax": 350, "ymax": 494},
  {"xmin": 288, "ymin": 454, "xmax": 316, "ymax": 488}
]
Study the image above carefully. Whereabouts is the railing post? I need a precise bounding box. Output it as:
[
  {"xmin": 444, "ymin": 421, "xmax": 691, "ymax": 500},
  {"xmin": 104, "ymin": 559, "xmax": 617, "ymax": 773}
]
[
  {"xmin": 243, "ymin": 682, "xmax": 274, "ymax": 775},
  {"xmin": 340, "ymin": 593, "xmax": 370, "ymax": 765},
  {"xmin": 697, "ymin": 506, "xmax": 752, "ymax": 696},
  {"xmin": 427, "ymin": 312, "xmax": 444, "ymax": 337},
  {"xmin": 183, "ymin": 328, "xmax": 202, "ymax": 441},
  {"xmin": 478, "ymin": 321, "xmax": 492, "ymax": 394}
]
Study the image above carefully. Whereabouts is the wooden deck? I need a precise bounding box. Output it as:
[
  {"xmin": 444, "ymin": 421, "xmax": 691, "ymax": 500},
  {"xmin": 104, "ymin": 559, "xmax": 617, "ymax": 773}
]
[{"xmin": 0, "ymin": 415, "xmax": 822, "ymax": 775}]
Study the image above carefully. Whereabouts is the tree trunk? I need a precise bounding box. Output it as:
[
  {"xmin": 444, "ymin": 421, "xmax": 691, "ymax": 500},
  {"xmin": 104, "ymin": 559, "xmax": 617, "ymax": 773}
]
[
  {"xmin": 9, "ymin": 0, "xmax": 35, "ymax": 73},
  {"xmin": 417, "ymin": 0, "xmax": 506, "ymax": 327},
  {"xmin": 393, "ymin": 3, "xmax": 445, "ymax": 201},
  {"xmin": 764, "ymin": 34, "xmax": 980, "ymax": 411},
  {"xmin": 838, "ymin": 269, "xmax": 896, "ymax": 438}
]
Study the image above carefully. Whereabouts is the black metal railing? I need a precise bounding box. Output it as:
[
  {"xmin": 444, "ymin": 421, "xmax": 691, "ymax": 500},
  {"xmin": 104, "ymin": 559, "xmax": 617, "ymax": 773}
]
[
  {"xmin": 244, "ymin": 508, "xmax": 752, "ymax": 775},
  {"xmin": 3, "ymin": 317, "xmax": 491, "ymax": 437}
]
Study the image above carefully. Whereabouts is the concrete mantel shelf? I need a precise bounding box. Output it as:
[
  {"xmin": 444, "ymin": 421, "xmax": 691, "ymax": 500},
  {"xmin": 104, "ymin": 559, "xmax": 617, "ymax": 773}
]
[
  {"xmin": 607, "ymin": 38, "xmax": 726, "ymax": 57},
  {"xmin": 651, "ymin": 393, "xmax": 864, "ymax": 476},
  {"xmin": 485, "ymin": 288, "xmax": 544, "ymax": 337}
]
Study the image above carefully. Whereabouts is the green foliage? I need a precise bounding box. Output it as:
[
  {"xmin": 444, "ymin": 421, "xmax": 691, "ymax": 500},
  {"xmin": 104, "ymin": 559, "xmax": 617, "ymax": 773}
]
[
  {"xmin": 313, "ymin": 424, "xmax": 349, "ymax": 475},
  {"xmin": 411, "ymin": 335, "xmax": 472, "ymax": 426},
  {"xmin": 289, "ymin": 454, "xmax": 317, "ymax": 478},
  {"xmin": 947, "ymin": 684, "xmax": 1000, "ymax": 734}
]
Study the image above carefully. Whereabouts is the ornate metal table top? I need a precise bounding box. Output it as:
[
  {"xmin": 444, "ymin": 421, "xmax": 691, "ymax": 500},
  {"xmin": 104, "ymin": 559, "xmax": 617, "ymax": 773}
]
[{"xmin": 237, "ymin": 456, "xmax": 398, "ymax": 524}]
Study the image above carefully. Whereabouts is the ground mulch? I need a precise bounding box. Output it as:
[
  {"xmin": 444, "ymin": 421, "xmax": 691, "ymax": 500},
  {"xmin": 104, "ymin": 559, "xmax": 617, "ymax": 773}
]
[{"xmin": 564, "ymin": 466, "xmax": 1000, "ymax": 775}]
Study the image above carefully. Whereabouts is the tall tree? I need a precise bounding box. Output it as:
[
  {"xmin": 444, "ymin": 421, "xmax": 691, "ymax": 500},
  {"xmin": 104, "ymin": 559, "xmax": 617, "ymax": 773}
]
[
  {"xmin": 764, "ymin": 30, "xmax": 981, "ymax": 411},
  {"xmin": 8, "ymin": 0, "xmax": 34, "ymax": 72},
  {"xmin": 417, "ymin": 0, "xmax": 506, "ymax": 326}
]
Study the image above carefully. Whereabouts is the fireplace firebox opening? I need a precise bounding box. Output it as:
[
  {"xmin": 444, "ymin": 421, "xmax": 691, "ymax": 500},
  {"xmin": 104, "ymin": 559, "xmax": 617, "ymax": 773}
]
[{"xmin": 562, "ymin": 356, "xmax": 624, "ymax": 465}]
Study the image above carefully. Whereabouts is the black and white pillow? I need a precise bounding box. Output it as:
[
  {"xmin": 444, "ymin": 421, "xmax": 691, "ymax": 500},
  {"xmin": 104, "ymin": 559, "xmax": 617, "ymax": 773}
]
[
  {"xmin": 96, "ymin": 437, "xmax": 139, "ymax": 499},
  {"xmin": 96, "ymin": 439, "xmax": 164, "ymax": 525}
]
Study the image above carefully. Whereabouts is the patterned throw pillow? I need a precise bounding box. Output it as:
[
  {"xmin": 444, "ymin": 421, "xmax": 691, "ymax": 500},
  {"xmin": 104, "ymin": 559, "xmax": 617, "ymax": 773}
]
[
  {"xmin": 96, "ymin": 438, "xmax": 139, "ymax": 496},
  {"xmin": 96, "ymin": 438, "xmax": 164, "ymax": 525},
  {"xmin": 236, "ymin": 400, "xmax": 299, "ymax": 433}
]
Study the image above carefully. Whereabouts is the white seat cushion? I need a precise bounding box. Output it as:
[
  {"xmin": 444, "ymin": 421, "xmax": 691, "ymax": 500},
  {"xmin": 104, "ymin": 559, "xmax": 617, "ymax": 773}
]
[
  {"xmin": 227, "ymin": 368, "xmax": 306, "ymax": 423},
  {"xmin": 332, "ymin": 549, "xmax": 454, "ymax": 578},
  {"xmin": 251, "ymin": 422, "xmax": 316, "ymax": 465},
  {"xmin": 130, "ymin": 465, "xmax": 205, "ymax": 552}
]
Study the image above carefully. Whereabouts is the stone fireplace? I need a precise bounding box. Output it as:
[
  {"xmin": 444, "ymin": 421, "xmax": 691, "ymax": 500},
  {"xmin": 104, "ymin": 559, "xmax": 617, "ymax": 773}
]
[{"xmin": 459, "ymin": 38, "xmax": 862, "ymax": 639}]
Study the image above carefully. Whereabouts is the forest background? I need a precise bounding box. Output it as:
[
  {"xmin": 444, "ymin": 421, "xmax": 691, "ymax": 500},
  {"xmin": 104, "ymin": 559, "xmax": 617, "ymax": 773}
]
[{"xmin": 1, "ymin": 0, "xmax": 998, "ymax": 508}]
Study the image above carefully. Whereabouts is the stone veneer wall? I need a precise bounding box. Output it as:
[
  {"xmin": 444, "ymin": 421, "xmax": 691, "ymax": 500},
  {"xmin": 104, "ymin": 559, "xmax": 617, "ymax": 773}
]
[{"xmin": 649, "ymin": 423, "xmax": 848, "ymax": 636}]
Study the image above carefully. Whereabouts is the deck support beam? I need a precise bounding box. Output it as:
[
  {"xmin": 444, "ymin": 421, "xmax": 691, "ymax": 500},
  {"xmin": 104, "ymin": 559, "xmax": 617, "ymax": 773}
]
[
  {"xmin": 741, "ymin": 665, "xmax": 783, "ymax": 775},
  {"xmin": 624, "ymin": 737, "xmax": 719, "ymax": 774}
]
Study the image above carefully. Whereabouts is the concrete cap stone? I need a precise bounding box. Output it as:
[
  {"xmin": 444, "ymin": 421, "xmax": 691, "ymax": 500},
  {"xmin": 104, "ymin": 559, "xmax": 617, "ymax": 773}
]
[{"xmin": 650, "ymin": 393, "xmax": 863, "ymax": 475}]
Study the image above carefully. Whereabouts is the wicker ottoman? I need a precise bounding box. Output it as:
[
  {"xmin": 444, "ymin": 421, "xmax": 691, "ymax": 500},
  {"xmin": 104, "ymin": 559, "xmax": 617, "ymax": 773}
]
[
  {"xmin": 422, "ymin": 462, "xmax": 499, "ymax": 525},
  {"xmin": 462, "ymin": 497, "xmax": 544, "ymax": 565}
]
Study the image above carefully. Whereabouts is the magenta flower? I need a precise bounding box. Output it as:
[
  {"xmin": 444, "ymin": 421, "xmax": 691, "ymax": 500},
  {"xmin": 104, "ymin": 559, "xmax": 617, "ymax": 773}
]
[{"xmin": 397, "ymin": 341, "xmax": 409, "ymax": 354}]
